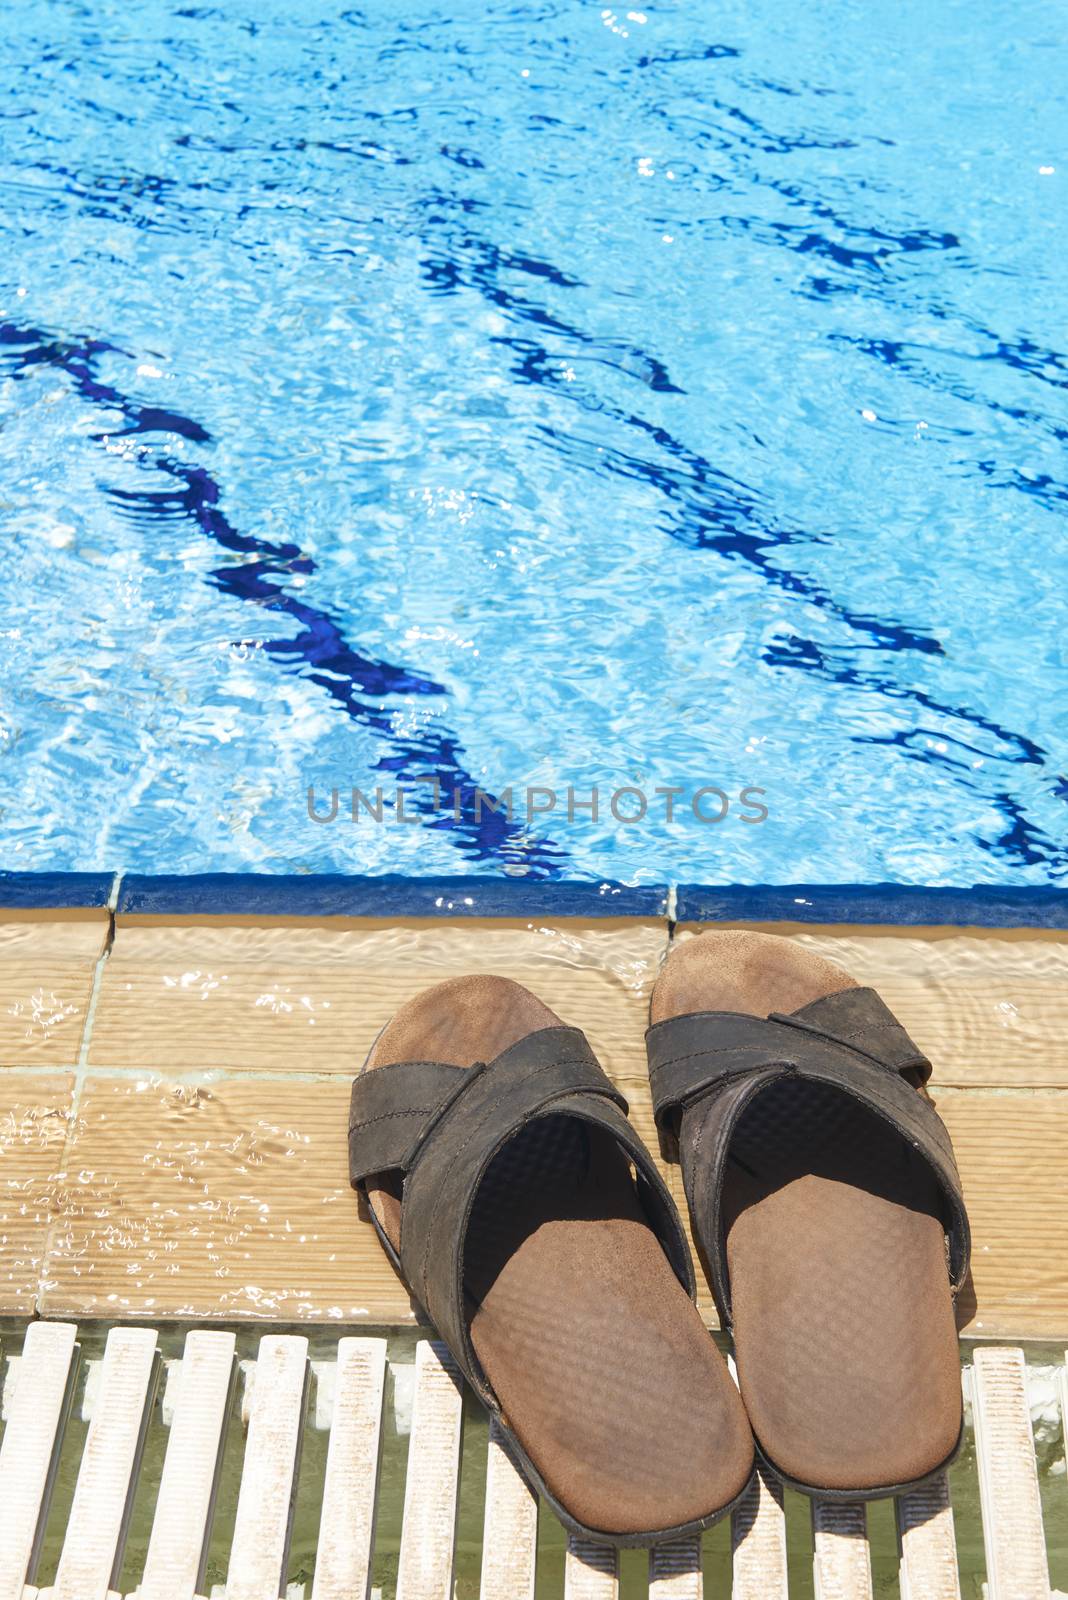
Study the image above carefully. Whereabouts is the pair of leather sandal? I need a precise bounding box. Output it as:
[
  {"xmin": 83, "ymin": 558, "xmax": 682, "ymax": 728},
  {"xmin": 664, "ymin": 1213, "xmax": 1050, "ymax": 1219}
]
[{"xmin": 347, "ymin": 930, "xmax": 970, "ymax": 1546}]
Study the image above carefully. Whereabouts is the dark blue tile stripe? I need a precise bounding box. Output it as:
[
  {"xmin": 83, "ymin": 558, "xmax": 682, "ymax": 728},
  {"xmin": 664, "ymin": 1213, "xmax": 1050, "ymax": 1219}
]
[
  {"xmin": 0, "ymin": 872, "xmax": 117, "ymax": 910},
  {"xmin": 675, "ymin": 882, "xmax": 1068, "ymax": 929},
  {"xmin": 1, "ymin": 872, "xmax": 1065, "ymax": 928},
  {"xmin": 116, "ymin": 873, "xmax": 668, "ymax": 918}
]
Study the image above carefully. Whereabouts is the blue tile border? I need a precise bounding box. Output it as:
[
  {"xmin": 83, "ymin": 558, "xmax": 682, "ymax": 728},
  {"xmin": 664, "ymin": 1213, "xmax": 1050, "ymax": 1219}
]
[
  {"xmin": 116, "ymin": 873, "xmax": 669, "ymax": 918},
  {"xmin": 0, "ymin": 872, "xmax": 1065, "ymax": 929},
  {"xmin": 675, "ymin": 882, "xmax": 1068, "ymax": 929},
  {"xmin": 0, "ymin": 871, "xmax": 117, "ymax": 910}
]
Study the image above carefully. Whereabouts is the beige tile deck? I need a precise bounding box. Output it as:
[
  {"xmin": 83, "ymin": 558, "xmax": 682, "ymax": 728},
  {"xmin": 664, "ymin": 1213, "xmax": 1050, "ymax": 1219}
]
[
  {"xmin": 0, "ymin": 913, "xmax": 109, "ymax": 1067},
  {"xmin": 675, "ymin": 923, "xmax": 1068, "ymax": 1088},
  {"xmin": 40, "ymin": 1075, "xmax": 408, "ymax": 1323},
  {"xmin": 0, "ymin": 1073, "xmax": 73, "ymax": 1312},
  {"xmin": 87, "ymin": 916, "xmax": 665, "ymax": 1076},
  {"xmin": 42, "ymin": 915, "xmax": 671, "ymax": 1322},
  {"xmin": 940, "ymin": 1092, "xmax": 1068, "ymax": 1338},
  {"xmin": 1, "ymin": 911, "xmax": 1066, "ymax": 1335}
]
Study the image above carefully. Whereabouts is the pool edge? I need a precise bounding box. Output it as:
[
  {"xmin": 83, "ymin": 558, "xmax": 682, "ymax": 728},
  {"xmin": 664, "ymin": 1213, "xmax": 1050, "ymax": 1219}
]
[{"xmin": 2, "ymin": 871, "xmax": 1067, "ymax": 928}]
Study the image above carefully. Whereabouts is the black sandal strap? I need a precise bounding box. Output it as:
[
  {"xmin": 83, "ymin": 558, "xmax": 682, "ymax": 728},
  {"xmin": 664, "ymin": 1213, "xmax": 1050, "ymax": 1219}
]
[
  {"xmin": 347, "ymin": 1060, "xmax": 467, "ymax": 1185},
  {"xmin": 769, "ymin": 987, "xmax": 932, "ymax": 1083},
  {"xmin": 352, "ymin": 1025, "xmax": 694, "ymax": 1404},
  {"xmin": 646, "ymin": 987, "xmax": 970, "ymax": 1324},
  {"xmin": 647, "ymin": 987, "xmax": 931, "ymax": 1158}
]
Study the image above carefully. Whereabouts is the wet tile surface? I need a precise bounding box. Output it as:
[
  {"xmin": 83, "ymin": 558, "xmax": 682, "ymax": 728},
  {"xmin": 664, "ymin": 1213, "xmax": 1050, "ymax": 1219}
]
[
  {"xmin": 88, "ymin": 916, "xmax": 665, "ymax": 1076},
  {"xmin": 44, "ymin": 916, "xmax": 672, "ymax": 1322},
  {"xmin": 0, "ymin": 914, "xmax": 109, "ymax": 1067},
  {"xmin": 940, "ymin": 1093, "xmax": 1068, "ymax": 1337},
  {"xmin": 1, "ymin": 912, "xmax": 1066, "ymax": 1335},
  {"xmin": 0, "ymin": 1073, "xmax": 73, "ymax": 1311},
  {"xmin": 40, "ymin": 1076, "xmax": 410, "ymax": 1323},
  {"xmin": 676, "ymin": 923, "xmax": 1068, "ymax": 1087}
]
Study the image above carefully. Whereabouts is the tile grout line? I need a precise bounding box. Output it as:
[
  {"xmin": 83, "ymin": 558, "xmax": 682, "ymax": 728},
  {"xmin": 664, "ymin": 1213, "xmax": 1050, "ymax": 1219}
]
[
  {"xmin": 75, "ymin": 870, "xmax": 122, "ymax": 1075},
  {"xmin": 934, "ymin": 1083, "xmax": 1068, "ymax": 1098},
  {"xmin": 34, "ymin": 872, "xmax": 123, "ymax": 1318}
]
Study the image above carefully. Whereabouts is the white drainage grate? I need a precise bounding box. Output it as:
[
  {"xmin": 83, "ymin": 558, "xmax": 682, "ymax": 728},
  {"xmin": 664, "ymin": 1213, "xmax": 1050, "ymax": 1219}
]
[{"xmin": 0, "ymin": 1324, "xmax": 1062, "ymax": 1600}]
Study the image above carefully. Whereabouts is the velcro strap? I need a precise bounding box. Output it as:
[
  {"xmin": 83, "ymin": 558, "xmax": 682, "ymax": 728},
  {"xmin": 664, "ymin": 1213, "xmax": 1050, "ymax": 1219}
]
[
  {"xmin": 647, "ymin": 1012, "xmax": 802, "ymax": 1130},
  {"xmin": 403, "ymin": 1027, "xmax": 627, "ymax": 1220},
  {"xmin": 772, "ymin": 987, "xmax": 932, "ymax": 1083},
  {"xmin": 348, "ymin": 1060, "xmax": 466, "ymax": 1186},
  {"xmin": 647, "ymin": 986, "xmax": 931, "ymax": 1137}
]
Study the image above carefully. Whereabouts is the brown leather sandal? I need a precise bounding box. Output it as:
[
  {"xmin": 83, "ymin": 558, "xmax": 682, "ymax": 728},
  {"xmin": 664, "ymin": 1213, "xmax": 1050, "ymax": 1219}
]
[
  {"xmin": 348, "ymin": 974, "xmax": 755, "ymax": 1545},
  {"xmin": 647, "ymin": 931, "xmax": 970, "ymax": 1499}
]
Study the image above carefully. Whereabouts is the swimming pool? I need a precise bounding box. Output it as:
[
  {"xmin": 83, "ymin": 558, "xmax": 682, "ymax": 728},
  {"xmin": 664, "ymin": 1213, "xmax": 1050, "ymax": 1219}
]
[{"xmin": 1, "ymin": 0, "xmax": 1065, "ymax": 887}]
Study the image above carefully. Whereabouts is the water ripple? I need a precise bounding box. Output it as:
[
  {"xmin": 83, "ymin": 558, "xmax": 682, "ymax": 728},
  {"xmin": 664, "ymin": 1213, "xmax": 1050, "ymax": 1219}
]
[
  {"xmin": 0, "ymin": 318, "xmax": 565, "ymax": 877},
  {"xmin": 1, "ymin": 0, "xmax": 1065, "ymax": 884}
]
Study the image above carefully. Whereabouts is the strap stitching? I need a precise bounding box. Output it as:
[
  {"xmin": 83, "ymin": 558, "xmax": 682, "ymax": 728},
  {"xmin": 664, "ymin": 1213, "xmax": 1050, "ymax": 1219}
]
[
  {"xmin": 781, "ymin": 1019, "xmax": 924, "ymax": 1051},
  {"xmin": 350, "ymin": 1106, "xmax": 442, "ymax": 1131},
  {"xmin": 652, "ymin": 1042, "xmax": 776, "ymax": 1068},
  {"xmin": 349, "ymin": 1062, "xmax": 465, "ymax": 1136},
  {"xmin": 650, "ymin": 1045, "xmax": 799, "ymax": 1110},
  {"xmin": 802, "ymin": 1022, "xmax": 915, "ymax": 1044},
  {"xmin": 651, "ymin": 1026, "xmax": 923, "ymax": 1068}
]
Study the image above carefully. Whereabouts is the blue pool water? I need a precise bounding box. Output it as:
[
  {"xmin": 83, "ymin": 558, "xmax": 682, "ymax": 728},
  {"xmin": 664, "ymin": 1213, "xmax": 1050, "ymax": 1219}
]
[{"xmin": 1, "ymin": 0, "xmax": 1066, "ymax": 886}]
